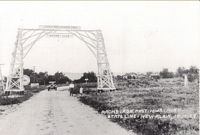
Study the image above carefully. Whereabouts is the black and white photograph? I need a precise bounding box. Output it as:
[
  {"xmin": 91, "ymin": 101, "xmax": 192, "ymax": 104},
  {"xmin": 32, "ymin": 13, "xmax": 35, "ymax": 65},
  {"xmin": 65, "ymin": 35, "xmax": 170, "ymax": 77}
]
[{"xmin": 0, "ymin": 1, "xmax": 199, "ymax": 135}]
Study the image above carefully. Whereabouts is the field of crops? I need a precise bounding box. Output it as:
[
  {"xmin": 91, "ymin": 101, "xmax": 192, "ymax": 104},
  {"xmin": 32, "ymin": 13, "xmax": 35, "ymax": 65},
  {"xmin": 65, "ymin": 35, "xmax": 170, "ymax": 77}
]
[{"xmin": 79, "ymin": 78, "xmax": 199, "ymax": 135}]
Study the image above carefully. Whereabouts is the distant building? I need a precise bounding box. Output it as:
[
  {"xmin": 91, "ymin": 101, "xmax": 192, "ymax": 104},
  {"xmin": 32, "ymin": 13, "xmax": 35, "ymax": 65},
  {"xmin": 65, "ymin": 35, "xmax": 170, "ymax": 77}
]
[
  {"xmin": 122, "ymin": 72, "xmax": 137, "ymax": 80},
  {"xmin": 150, "ymin": 73, "xmax": 160, "ymax": 80},
  {"xmin": 137, "ymin": 73, "xmax": 147, "ymax": 79}
]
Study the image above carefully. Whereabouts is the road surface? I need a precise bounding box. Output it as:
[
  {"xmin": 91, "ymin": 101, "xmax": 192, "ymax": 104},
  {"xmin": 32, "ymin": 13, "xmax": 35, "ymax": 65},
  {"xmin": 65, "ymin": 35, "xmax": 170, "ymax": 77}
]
[{"xmin": 0, "ymin": 87, "xmax": 134, "ymax": 135}]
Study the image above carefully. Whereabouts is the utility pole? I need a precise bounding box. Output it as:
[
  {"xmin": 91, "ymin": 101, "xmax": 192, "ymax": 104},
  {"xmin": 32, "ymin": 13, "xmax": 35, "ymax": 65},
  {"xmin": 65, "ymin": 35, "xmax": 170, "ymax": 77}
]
[
  {"xmin": 33, "ymin": 66, "xmax": 36, "ymax": 83},
  {"xmin": 33, "ymin": 66, "xmax": 36, "ymax": 72},
  {"xmin": 0, "ymin": 64, "xmax": 5, "ymax": 91}
]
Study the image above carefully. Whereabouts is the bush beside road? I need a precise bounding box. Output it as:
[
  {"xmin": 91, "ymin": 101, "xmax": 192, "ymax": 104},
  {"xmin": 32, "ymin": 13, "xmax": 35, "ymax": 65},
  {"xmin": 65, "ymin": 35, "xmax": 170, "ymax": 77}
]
[
  {"xmin": 0, "ymin": 91, "xmax": 33, "ymax": 105},
  {"xmin": 0, "ymin": 85, "xmax": 47, "ymax": 106}
]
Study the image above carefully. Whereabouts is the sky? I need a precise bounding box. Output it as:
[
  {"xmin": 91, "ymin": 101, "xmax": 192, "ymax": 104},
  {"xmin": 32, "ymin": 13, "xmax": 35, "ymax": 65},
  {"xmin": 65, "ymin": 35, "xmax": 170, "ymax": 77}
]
[{"xmin": 0, "ymin": 1, "xmax": 199, "ymax": 76}]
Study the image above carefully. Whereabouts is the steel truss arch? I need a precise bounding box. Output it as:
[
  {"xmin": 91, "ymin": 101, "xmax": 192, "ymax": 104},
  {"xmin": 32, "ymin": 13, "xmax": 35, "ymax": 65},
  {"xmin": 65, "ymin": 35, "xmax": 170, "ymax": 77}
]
[{"xmin": 5, "ymin": 26, "xmax": 116, "ymax": 92}]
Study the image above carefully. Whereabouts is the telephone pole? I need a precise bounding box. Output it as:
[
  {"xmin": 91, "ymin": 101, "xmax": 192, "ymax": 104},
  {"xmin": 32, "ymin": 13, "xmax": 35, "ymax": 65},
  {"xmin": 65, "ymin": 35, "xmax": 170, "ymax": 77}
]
[
  {"xmin": 33, "ymin": 66, "xmax": 36, "ymax": 83},
  {"xmin": 33, "ymin": 66, "xmax": 36, "ymax": 72}
]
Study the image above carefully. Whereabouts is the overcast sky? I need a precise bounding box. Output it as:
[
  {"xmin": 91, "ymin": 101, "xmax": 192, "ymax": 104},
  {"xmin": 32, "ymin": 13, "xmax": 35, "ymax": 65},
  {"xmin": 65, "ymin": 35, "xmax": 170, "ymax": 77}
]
[{"xmin": 0, "ymin": 1, "xmax": 199, "ymax": 75}]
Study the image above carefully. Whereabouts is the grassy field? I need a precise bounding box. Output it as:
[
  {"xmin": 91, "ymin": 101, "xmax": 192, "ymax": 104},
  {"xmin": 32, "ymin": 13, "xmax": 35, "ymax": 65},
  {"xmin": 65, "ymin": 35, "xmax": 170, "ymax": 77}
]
[{"xmin": 79, "ymin": 78, "xmax": 199, "ymax": 135}]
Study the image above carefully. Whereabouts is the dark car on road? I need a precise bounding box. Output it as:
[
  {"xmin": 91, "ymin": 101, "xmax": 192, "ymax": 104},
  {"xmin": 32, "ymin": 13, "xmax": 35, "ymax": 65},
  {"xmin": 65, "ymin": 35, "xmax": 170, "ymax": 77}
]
[{"xmin": 48, "ymin": 82, "xmax": 57, "ymax": 91}]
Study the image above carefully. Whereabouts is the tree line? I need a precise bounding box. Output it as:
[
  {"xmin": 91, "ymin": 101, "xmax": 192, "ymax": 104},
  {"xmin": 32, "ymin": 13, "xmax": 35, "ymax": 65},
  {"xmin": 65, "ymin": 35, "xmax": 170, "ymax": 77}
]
[
  {"xmin": 3, "ymin": 66, "xmax": 198, "ymax": 85},
  {"xmin": 160, "ymin": 66, "xmax": 199, "ymax": 81},
  {"xmin": 23, "ymin": 69, "xmax": 98, "ymax": 85},
  {"xmin": 116, "ymin": 66, "xmax": 199, "ymax": 82},
  {"xmin": 73, "ymin": 72, "xmax": 97, "ymax": 83},
  {"xmin": 23, "ymin": 69, "xmax": 71, "ymax": 85}
]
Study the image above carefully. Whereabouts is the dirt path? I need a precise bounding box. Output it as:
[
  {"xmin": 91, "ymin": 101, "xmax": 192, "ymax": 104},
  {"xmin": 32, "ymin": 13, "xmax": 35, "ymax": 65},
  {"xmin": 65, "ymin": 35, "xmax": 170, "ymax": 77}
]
[{"xmin": 0, "ymin": 87, "xmax": 135, "ymax": 135}]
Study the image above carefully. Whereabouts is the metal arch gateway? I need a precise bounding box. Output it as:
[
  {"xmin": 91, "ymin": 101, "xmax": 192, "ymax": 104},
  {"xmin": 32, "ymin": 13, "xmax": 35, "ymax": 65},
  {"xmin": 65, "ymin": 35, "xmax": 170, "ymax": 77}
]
[{"xmin": 5, "ymin": 26, "xmax": 116, "ymax": 92}]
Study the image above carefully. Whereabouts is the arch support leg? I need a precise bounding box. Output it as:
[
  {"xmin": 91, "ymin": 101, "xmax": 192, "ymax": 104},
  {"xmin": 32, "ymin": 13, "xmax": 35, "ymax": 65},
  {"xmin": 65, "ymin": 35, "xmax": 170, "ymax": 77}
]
[
  {"xmin": 5, "ymin": 30, "xmax": 24, "ymax": 93},
  {"xmin": 96, "ymin": 31, "xmax": 116, "ymax": 91}
]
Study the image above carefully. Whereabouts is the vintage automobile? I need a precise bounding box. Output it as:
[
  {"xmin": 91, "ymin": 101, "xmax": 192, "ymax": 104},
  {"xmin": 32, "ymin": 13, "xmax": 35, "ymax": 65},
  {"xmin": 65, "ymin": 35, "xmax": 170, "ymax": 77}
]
[{"xmin": 48, "ymin": 81, "xmax": 57, "ymax": 91}]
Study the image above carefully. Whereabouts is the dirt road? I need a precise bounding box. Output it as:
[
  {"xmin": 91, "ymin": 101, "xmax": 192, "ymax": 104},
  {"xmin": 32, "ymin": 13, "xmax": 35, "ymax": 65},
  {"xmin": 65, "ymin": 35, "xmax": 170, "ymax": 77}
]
[{"xmin": 0, "ymin": 87, "xmax": 134, "ymax": 135}]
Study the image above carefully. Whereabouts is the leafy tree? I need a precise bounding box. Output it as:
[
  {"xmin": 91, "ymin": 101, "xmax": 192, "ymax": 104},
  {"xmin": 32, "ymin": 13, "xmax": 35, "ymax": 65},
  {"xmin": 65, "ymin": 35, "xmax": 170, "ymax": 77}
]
[
  {"xmin": 54, "ymin": 72, "xmax": 71, "ymax": 84},
  {"xmin": 188, "ymin": 66, "xmax": 199, "ymax": 82},
  {"xmin": 24, "ymin": 69, "xmax": 34, "ymax": 76},
  {"xmin": 116, "ymin": 75, "xmax": 123, "ymax": 80},
  {"xmin": 176, "ymin": 66, "xmax": 198, "ymax": 82},
  {"xmin": 24, "ymin": 69, "xmax": 37, "ymax": 83},
  {"xmin": 74, "ymin": 72, "xmax": 97, "ymax": 83},
  {"xmin": 47, "ymin": 75, "xmax": 56, "ymax": 82},
  {"xmin": 23, "ymin": 68, "xmax": 71, "ymax": 85},
  {"xmin": 176, "ymin": 67, "xmax": 186, "ymax": 77},
  {"xmin": 146, "ymin": 72, "xmax": 153, "ymax": 77},
  {"xmin": 37, "ymin": 72, "xmax": 48, "ymax": 85},
  {"xmin": 189, "ymin": 66, "xmax": 198, "ymax": 74},
  {"xmin": 160, "ymin": 68, "xmax": 174, "ymax": 78}
]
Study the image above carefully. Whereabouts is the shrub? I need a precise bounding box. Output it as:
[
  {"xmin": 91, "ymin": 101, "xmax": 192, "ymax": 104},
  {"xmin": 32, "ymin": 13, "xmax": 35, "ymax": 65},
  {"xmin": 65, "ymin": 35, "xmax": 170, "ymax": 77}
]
[
  {"xmin": 0, "ymin": 91, "xmax": 33, "ymax": 105},
  {"xmin": 160, "ymin": 68, "xmax": 174, "ymax": 78},
  {"xmin": 187, "ymin": 73, "xmax": 198, "ymax": 82}
]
